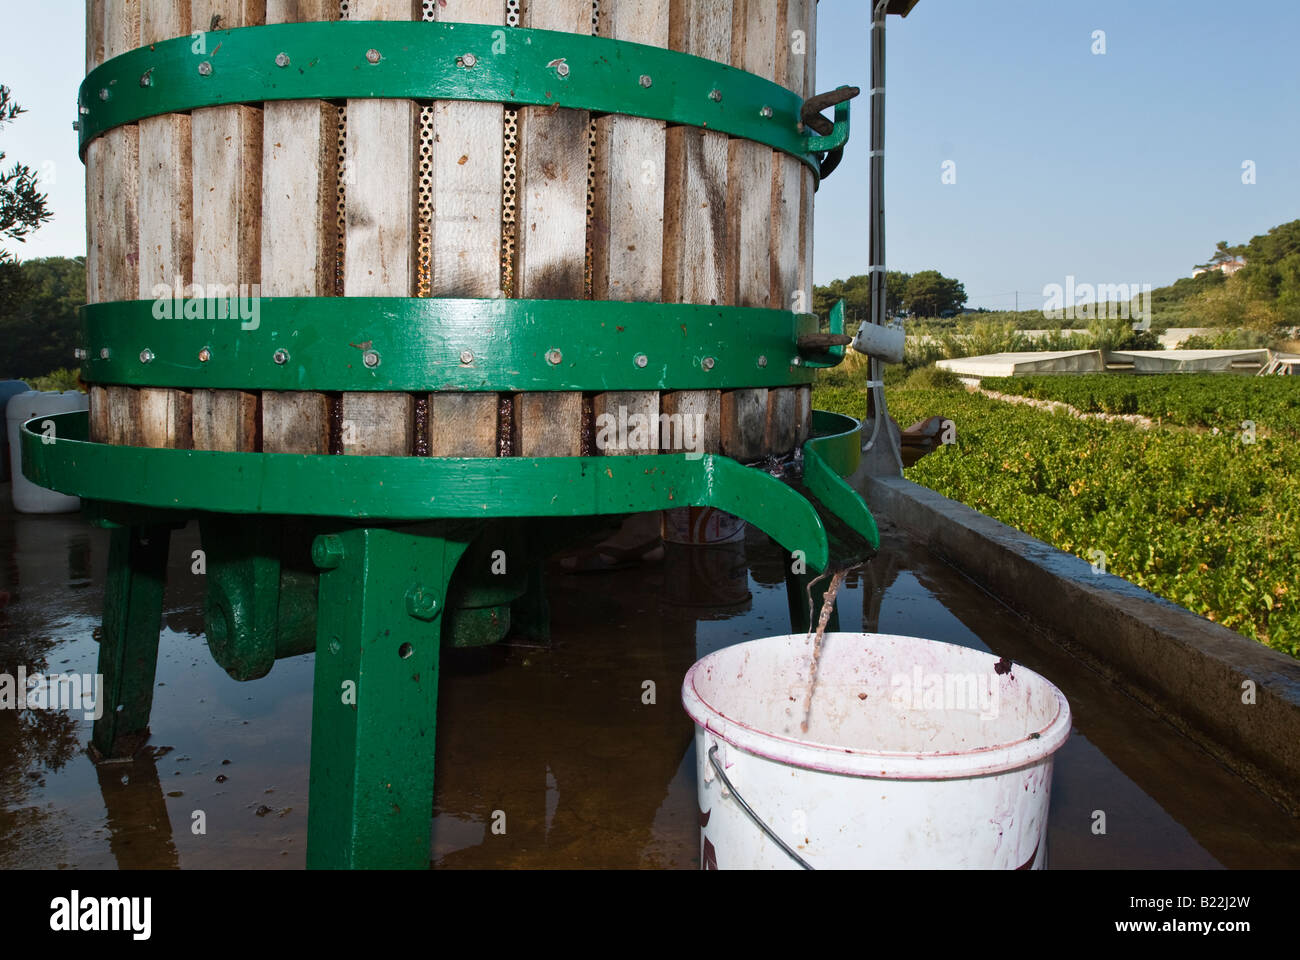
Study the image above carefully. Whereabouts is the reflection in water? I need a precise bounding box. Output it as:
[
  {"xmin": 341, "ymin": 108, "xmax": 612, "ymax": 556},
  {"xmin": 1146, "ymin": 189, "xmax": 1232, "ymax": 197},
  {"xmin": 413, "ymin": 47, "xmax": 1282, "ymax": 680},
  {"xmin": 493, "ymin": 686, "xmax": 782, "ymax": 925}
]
[
  {"xmin": 662, "ymin": 542, "xmax": 751, "ymax": 615},
  {"xmin": 92, "ymin": 748, "xmax": 179, "ymax": 869},
  {"xmin": 0, "ymin": 511, "xmax": 1297, "ymax": 868},
  {"xmin": 0, "ymin": 514, "xmax": 100, "ymax": 868}
]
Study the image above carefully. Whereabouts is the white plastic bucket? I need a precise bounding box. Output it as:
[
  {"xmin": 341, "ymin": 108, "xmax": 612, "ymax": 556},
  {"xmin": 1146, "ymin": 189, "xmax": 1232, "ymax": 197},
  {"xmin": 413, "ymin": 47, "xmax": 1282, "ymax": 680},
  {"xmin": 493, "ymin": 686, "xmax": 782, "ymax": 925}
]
[
  {"xmin": 7, "ymin": 390, "xmax": 88, "ymax": 514},
  {"xmin": 681, "ymin": 633, "xmax": 1071, "ymax": 869}
]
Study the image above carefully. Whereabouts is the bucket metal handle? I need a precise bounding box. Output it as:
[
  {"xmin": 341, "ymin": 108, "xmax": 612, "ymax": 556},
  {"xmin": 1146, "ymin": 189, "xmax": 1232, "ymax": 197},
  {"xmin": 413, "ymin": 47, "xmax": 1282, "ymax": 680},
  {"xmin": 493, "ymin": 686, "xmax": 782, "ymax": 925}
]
[{"xmin": 707, "ymin": 745, "xmax": 814, "ymax": 871}]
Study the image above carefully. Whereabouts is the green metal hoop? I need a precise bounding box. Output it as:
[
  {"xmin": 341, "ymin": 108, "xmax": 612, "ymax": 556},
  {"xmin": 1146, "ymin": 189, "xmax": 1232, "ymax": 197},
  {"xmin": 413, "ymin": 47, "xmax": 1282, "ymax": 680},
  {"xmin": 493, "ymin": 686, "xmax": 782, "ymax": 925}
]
[
  {"xmin": 81, "ymin": 297, "xmax": 838, "ymax": 391},
  {"xmin": 21, "ymin": 410, "xmax": 884, "ymax": 570},
  {"xmin": 77, "ymin": 21, "xmax": 849, "ymax": 180}
]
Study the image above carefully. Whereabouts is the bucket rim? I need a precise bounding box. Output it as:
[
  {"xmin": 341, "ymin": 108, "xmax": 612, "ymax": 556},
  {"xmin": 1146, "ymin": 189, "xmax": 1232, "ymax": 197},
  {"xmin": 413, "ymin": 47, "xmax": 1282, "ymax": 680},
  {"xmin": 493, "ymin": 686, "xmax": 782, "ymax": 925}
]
[{"xmin": 680, "ymin": 632, "xmax": 1072, "ymax": 780}]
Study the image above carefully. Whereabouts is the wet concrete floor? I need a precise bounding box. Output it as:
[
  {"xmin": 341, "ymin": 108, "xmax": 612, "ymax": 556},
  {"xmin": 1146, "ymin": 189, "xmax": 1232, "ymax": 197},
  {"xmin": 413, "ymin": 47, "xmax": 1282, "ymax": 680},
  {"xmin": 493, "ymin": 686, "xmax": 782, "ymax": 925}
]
[{"xmin": 1, "ymin": 508, "xmax": 1297, "ymax": 869}]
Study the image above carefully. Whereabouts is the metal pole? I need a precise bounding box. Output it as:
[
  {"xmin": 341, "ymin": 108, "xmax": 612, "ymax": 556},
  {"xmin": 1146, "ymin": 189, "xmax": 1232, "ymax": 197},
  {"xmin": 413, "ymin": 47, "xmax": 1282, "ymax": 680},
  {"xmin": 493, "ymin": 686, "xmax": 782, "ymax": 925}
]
[{"xmin": 864, "ymin": 0, "xmax": 903, "ymax": 474}]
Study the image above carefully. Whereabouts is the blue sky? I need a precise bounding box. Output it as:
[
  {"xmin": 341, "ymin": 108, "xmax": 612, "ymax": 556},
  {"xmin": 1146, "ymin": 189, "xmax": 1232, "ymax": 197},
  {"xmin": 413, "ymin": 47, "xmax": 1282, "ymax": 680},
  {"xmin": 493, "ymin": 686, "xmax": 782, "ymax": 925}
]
[
  {"xmin": 815, "ymin": 0, "xmax": 1300, "ymax": 308},
  {"xmin": 2, "ymin": 1, "xmax": 1296, "ymax": 310}
]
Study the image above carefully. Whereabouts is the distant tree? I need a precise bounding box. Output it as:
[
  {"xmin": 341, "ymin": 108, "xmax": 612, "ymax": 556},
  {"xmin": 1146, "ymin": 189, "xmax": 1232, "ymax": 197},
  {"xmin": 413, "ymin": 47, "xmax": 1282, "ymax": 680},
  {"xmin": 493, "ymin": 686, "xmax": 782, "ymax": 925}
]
[
  {"xmin": 0, "ymin": 256, "xmax": 85, "ymax": 378},
  {"xmin": 813, "ymin": 270, "xmax": 911, "ymax": 325},
  {"xmin": 0, "ymin": 86, "xmax": 52, "ymax": 262},
  {"xmin": 840, "ymin": 274, "xmax": 871, "ymax": 325},
  {"xmin": 885, "ymin": 271, "xmax": 911, "ymax": 318},
  {"xmin": 903, "ymin": 270, "xmax": 966, "ymax": 318},
  {"xmin": 811, "ymin": 277, "xmax": 843, "ymax": 320}
]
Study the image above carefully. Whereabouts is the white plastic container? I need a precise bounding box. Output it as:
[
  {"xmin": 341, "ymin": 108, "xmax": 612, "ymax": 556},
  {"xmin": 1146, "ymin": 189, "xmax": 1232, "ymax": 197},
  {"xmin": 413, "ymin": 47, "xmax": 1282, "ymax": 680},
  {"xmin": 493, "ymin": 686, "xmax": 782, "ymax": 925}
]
[
  {"xmin": 682, "ymin": 633, "xmax": 1071, "ymax": 869},
  {"xmin": 7, "ymin": 390, "xmax": 88, "ymax": 514}
]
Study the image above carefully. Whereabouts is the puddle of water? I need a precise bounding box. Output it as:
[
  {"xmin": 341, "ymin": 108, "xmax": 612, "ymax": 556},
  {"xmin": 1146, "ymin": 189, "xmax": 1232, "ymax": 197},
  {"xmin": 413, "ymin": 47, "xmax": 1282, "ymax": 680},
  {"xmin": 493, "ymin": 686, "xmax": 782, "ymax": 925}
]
[{"xmin": 1, "ymin": 510, "xmax": 1296, "ymax": 869}]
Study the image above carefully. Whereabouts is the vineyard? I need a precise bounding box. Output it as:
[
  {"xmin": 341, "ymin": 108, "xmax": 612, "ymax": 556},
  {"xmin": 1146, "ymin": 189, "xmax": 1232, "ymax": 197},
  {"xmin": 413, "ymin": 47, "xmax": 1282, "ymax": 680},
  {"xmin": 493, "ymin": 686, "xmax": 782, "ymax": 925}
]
[
  {"xmin": 813, "ymin": 374, "xmax": 1300, "ymax": 658},
  {"xmin": 980, "ymin": 374, "xmax": 1300, "ymax": 436}
]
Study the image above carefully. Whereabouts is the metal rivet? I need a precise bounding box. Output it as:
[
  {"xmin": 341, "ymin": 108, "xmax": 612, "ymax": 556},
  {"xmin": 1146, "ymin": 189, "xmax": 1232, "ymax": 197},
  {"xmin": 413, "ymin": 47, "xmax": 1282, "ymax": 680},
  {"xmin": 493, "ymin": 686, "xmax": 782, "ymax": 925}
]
[
  {"xmin": 98, "ymin": 88, "xmax": 110, "ymax": 101},
  {"xmin": 791, "ymin": 356, "xmax": 803, "ymax": 367},
  {"xmin": 273, "ymin": 349, "xmax": 290, "ymax": 365},
  {"xmin": 79, "ymin": 105, "xmax": 90, "ymax": 115},
  {"xmin": 757, "ymin": 355, "xmax": 768, "ymax": 368},
  {"xmin": 708, "ymin": 89, "xmax": 722, "ymax": 102},
  {"xmin": 275, "ymin": 52, "xmax": 290, "ymax": 67},
  {"xmin": 74, "ymin": 348, "xmax": 87, "ymax": 360},
  {"xmin": 555, "ymin": 62, "xmax": 570, "ymax": 77},
  {"xmin": 198, "ymin": 347, "xmax": 212, "ymax": 363},
  {"xmin": 99, "ymin": 347, "xmax": 111, "ymax": 360},
  {"xmin": 405, "ymin": 585, "xmax": 440, "ymax": 622},
  {"xmin": 460, "ymin": 350, "xmax": 475, "ymax": 365},
  {"xmin": 634, "ymin": 353, "xmax": 648, "ymax": 368},
  {"xmin": 312, "ymin": 535, "xmax": 345, "ymax": 571},
  {"xmin": 546, "ymin": 348, "xmax": 563, "ymax": 365},
  {"xmin": 139, "ymin": 348, "xmax": 155, "ymax": 364},
  {"xmin": 366, "ymin": 48, "xmax": 381, "ymax": 64},
  {"xmin": 461, "ymin": 52, "xmax": 477, "ymax": 68},
  {"xmin": 362, "ymin": 350, "xmax": 381, "ymax": 368},
  {"xmin": 639, "ymin": 74, "xmax": 653, "ymax": 88},
  {"xmin": 197, "ymin": 62, "xmax": 212, "ymax": 76},
  {"xmin": 760, "ymin": 105, "xmax": 773, "ymax": 118},
  {"xmin": 702, "ymin": 357, "xmax": 716, "ymax": 371}
]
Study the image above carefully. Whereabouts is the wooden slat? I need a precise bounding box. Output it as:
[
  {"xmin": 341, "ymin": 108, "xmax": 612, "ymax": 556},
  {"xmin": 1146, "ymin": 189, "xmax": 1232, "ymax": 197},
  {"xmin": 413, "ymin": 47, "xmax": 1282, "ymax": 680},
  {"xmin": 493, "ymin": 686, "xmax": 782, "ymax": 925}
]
[
  {"xmin": 661, "ymin": 389, "xmax": 719, "ymax": 455},
  {"xmin": 427, "ymin": 393, "xmax": 499, "ymax": 457},
  {"xmin": 259, "ymin": 393, "xmax": 328, "ymax": 454},
  {"xmin": 260, "ymin": 0, "xmax": 337, "ymax": 455},
  {"xmin": 796, "ymin": 0, "xmax": 816, "ymax": 334},
  {"xmin": 721, "ymin": 0, "xmax": 775, "ymax": 461},
  {"xmin": 88, "ymin": 385, "xmax": 110, "ymax": 446},
  {"xmin": 189, "ymin": 1, "xmax": 264, "ymax": 453},
  {"xmin": 796, "ymin": 0, "xmax": 816, "ymax": 448},
  {"xmin": 593, "ymin": 390, "xmax": 660, "ymax": 456},
  {"xmin": 341, "ymin": 392, "xmax": 413, "ymax": 456},
  {"xmin": 86, "ymin": 3, "xmax": 106, "ymax": 73},
  {"xmin": 138, "ymin": 390, "xmax": 194, "ymax": 448},
  {"xmin": 340, "ymin": 0, "xmax": 420, "ymax": 457},
  {"xmin": 514, "ymin": 393, "xmax": 583, "ymax": 458},
  {"xmin": 771, "ymin": 0, "xmax": 805, "ymax": 314},
  {"xmin": 85, "ymin": 0, "xmax": 107, "ymax": 454},
  {"xmin": 106, "ymin": 385, "xmax": 141, "ymax": 447},
  {"xmin": 795, "ymin": 383, "xmax": 812, "ymax": 445},
  {"xmin": 84, "ymin": 3, "xmax": 106, "ymax": 314},
  {"xmin": 662, "ymin": 0, "xmax": 731, "ymax": 457},
  {"xmin": 514, "ymin": 0, "xmax": 592, "ymax": 457},
  {"xmin": 96, "ymin": 2, "xmax": 140, "ymax": 333},
  {"xmin": 765, "ymin": 0, "xmax": 812, "ymax": 456},
  {"xmin": 137, "ymin": 1, "xmax": 193, "ymax": 451},
  {"xmin": 193, "ymin": 390, "xmax": 260, "ymax": 452},
  {"xmin": 428, "ymin": 0, "xmax": 507, "ymax": 458},
  {"xmin": 720, "ymin": 388, "xmax": 767, "ymax": 462},
  {"xmin": 94, "ymin": 1, "xmax": 141, "ymax": 446},
  {"xmin": 592, "ymin": 0, "xmax": 667, "ymax": 456},
  {"xmin": 764, "ymin": 379, "xmax": 796, "ymax": 453}
]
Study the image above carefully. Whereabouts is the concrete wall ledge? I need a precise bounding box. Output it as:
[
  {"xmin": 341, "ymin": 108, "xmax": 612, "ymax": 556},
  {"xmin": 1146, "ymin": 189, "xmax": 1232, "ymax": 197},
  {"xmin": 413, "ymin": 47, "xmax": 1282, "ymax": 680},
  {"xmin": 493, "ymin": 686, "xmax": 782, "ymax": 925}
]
[{"xmin": 863, "ymin": 473, "xmax": 1300, "ymax": 815}]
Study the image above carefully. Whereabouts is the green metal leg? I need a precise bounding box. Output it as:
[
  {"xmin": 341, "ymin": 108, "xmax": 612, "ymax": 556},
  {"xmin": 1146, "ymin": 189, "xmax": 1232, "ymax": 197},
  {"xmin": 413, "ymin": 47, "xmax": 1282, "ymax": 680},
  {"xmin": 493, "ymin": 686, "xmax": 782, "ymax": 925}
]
[
  {"xmin": 306, "ymin": 525, "xmax": 472, "ymax": 869},
  {"xmin": 780, "ymin": 545, "xmax": 841, "ymax": 635},
  {"xmin": 92, "ymin": 524, "xmax": 171, "ymax": 758}
]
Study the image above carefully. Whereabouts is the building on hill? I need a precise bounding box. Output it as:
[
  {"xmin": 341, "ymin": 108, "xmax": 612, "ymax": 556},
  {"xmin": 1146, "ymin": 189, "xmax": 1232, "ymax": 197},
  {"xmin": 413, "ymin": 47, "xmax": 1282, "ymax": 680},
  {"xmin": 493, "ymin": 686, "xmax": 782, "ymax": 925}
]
[{"xmin": 1192, "ymin": 259, "xmax": 1246, "ymax": 278}]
